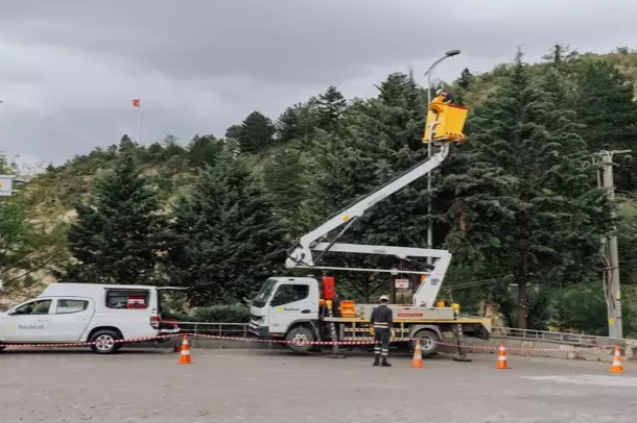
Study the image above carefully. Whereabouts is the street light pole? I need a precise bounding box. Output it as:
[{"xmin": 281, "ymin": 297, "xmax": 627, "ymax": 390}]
[{"xmin": 424, "ymin": 50, "xmax": 461, "ymax": 264}]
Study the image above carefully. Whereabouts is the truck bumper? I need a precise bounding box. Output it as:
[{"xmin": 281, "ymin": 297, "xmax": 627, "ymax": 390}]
[{"xmin": 249, "ymin": 323, "xmax": 270, "ymax": 338}]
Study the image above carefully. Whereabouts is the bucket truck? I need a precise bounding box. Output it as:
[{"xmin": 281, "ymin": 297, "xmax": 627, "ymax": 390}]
[{"xmin": 249, "ymin": 95, "xmax": 492, "ymax": 357}]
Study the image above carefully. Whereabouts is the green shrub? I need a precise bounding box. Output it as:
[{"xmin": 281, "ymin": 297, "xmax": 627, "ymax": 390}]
[
  {"xmin": 190, "ymin": 305, "xmax": 251, "ymax": 323},
  {"xmin": 161, "ymin": 310, "xmax": 194, "ymax": 322}
]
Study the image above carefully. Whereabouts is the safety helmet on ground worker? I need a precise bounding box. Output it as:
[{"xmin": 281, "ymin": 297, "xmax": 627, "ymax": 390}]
[{"xmin": 379, "ymin": 295, "xmax": 389, "ymax": 302}]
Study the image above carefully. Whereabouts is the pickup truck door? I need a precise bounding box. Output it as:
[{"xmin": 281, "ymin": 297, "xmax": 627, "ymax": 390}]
[
  {"xmin": 0, "ymin": 298, "xmax": 54, "ymax": 343},
  {"xmin": 47, "ymin": 298, "xmax": 95, "ymax": 342}
]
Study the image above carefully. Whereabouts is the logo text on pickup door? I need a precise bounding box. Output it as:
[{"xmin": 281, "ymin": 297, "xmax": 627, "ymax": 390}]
[{"xmin": 18, "ymin": 324, "xmax": 45, "ymax": 330}]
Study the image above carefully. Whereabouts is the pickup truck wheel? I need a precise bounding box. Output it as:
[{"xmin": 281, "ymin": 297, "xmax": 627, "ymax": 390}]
[
  {"xmin": 411, "ymin": 329, "xmax": 440, "ymax": 357},
  {"xmin": 89, "ymin": 330, "xmax": 121, "ymax": 354},
  {"xmin": 285, "ymin": 326, "xmax": 316, "ymax": 354}
]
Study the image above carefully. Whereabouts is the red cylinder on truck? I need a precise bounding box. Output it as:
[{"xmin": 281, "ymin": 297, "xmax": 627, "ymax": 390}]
[{"xmin": 322, "ymin": 275, "xmax": 336, "ymax": 300}]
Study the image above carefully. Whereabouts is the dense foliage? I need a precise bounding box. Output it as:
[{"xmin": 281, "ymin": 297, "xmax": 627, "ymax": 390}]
[{"xmin": 4, "ymin": 44, "xmax": 637, "ymax": 335}]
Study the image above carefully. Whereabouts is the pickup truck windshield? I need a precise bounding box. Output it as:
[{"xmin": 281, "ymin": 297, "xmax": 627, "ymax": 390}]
[{"xmin": 252, "ymin": 279, "xmax": 276, "ymax": 308}]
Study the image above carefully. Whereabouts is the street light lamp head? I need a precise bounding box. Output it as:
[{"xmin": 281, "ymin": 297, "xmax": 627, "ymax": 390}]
[{"xmin": 445, "ymin": 49, "xmax": 461, "ymax": 57}]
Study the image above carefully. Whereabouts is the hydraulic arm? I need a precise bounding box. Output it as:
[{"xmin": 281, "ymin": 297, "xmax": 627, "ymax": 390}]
[
  {"xmin": 284, "ymin": 95, "xmax": 469, "ymax": 306},
  {"xmin": 285, "ymin": 143, "xmax": 450, "ymax": 271}
]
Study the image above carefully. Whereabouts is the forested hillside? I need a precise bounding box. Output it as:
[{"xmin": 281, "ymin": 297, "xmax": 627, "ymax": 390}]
[{"xmin": 3, "ymin": 44, "xmax": 637, "ymax": 336}]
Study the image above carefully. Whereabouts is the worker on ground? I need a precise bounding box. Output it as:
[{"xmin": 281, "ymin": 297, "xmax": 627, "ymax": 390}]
[{"xmin": 369, "ymin": 295, "xmax": 394, "ymax": 367}]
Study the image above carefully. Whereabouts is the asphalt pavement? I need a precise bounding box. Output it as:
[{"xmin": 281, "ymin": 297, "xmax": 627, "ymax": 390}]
[{"xmin": 0, "ymin": 348, "xmax": 635, "ymax": 423}]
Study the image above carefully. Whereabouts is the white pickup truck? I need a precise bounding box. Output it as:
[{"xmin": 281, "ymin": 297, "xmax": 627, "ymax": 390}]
[{"xmin": 0, "ymin": 283, "xmax": 181, "ymax": 354}]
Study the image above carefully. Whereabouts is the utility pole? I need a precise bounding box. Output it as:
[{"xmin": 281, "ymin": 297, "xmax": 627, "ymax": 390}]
[
  {"xmin": 595, "ymin": 149, "xmax": 630, "ymax": 339},
  {"xmin": 424, "ymin": 50, "xmax": 461, "ymax": 264}
]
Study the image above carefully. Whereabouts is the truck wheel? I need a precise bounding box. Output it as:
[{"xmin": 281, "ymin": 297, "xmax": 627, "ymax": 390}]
[
  {"xmin": 411, "ymin": 329, "xmax": 440, "ymax": 357},
  {"xmin": 89, "ymin": 329, "xmax": 122, "ymax": 354},
  {"xmin": 285, "ymin": 326, "xmax": 316, "ymax": 354},
  {"xmin": 0, "ymin": 346, "xmax": 5, "ymax": 352}
]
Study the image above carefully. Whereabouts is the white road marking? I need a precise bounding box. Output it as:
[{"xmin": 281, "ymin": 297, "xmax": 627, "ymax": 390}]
[{"xmin": 522, "ymin": 374, "xmax": 637, "ymax": 387}]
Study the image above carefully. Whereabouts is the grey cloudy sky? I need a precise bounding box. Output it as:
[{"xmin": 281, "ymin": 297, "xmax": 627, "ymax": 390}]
[{"xmin": 1, "ymin": 0, "xmax": 636, "ymax": 165}]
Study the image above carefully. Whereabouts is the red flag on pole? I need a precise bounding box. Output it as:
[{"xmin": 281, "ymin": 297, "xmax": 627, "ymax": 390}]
[{"xmin": 132, "ymin": 99, "xmax": 140, "ymax": 107}]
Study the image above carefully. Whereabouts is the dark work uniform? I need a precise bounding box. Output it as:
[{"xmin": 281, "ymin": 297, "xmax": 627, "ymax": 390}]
[
  {"xmin": 441, "ymin": 91, "xmax": 454, "ymax": 104},
  {"xmin": 370, "ymin": 304, "xmax": 393, "ymax": 366}
]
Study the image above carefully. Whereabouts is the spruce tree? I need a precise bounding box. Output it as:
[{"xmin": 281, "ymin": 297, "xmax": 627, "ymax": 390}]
[
  {"xmin": 65, "ymin": 153, "xmax": 167, "ymax": 284},
  {"xmin": 187, "ymin": 135, "xmax": 222, "ymax": 168},
  {"xmin": 236, "ymin": 111, "xmax": 276, "ymax": 154},
  {"xmin": 442, "ymin": 50, "xmax": 613, "ymax": 329},
  {"xmin": 542, "ymin": 43, "xmax": 580, "ymax": 70},
  {"xmin": 263, "ymin": 145, "xmax": 307, "ymax": 234},
  {"xmin": 276, "ymin": 101, "xmax": 320, "ymax": 143},
  {"xmin": 225, "ymin": 125, "xmax": 242, "ymax": 141},
  {"xmin": 276, "ymin": 107, "xmax": 300, "ymax": 143},
  {"xmin": 457, "ymin": 68, "xmax": 473, "ymax": 90},
  {"xmin": 118, "ymin": 135, "xmax": 137, "ymax": 154},
  {"xmin": 164, "ymin": 148, "xmax": 286, "ymax": 305},
  {"xmin": 317, "ymin": 86, "xmax": 347, "ymax": 133}
]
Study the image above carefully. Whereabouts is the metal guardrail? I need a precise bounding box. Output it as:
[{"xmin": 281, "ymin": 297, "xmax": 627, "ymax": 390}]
[
  {"xmin": 491, "ymin": 326, "xmax": 634, "ymax": 347},
  {"xmin": 169, "ymin": 322, "xmax": 635, "ymax": 348},
  {"xmin": 176, "ymin": 322, "xmax": 249, "ymax": 338},
  {"xmin": 171, "ymin": 322, "xmax": 250, "ymax": 348}
]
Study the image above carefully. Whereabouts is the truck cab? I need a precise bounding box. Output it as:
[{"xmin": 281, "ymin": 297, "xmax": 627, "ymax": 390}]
[{"xmin": 249, "ymin": 277, "xmax": 320, "ymax": 340}]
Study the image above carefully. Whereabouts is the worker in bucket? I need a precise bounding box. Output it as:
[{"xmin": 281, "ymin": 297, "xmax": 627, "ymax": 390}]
[
  {"xmin": 435, "ymin": 88, "xmax": 454, "ymax": 104},
  {"xmin": 369, "ymin": 295, "xmax": 394, "ymax": 367}
]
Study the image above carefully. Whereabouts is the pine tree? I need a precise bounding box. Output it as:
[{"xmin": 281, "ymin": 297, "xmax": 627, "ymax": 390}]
[
  {"xmin": 235, "ymin": 111, "xmax": 276, "ymax": 154},
  {"xmin": 457, "ymin": 68, "xmax": 473, "ymax": 90},
  {"xmin": 276, "ymin": 101, "xmax": 320, "ymax": 143},
  {"xmin": 118, "ymin": 135, "xmax": 137, "ymax": 154},
  {"xmin": 276, "ymin": 107, "xmax": 299, "ymax": 143},
  {"xmin": 263, "ymin": 146, "xmax": 307, "ymax": 234},
  {"xmin": 187, "ymin": 135, "xmax": 222, "ymax": 168},
  {"xmin": 442, "ymin": 50, "xmax": 613, "ymax": 329},
  {"xmin": 225, "ymin": 125, "xmax": 242, "ymax": 140},
  {"xmin": 317, "ymin": 86, "xmax": 347, "ymax": 133},
  {"xmin": 65, "ymin": 153, "xmax": 167, "ymax": 284},
  {"xmin": 164, "ymin": 148, "xmax": 286, "ymax": 305},
  {"xmin": 542, "ymin": 43, "xmax": 580, "ymax": 70}
]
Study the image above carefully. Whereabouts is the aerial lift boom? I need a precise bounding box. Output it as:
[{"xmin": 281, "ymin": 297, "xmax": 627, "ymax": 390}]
[
  {"xmin": 285, "ymin": 95, "xmax": 469, "ymax": 307},
  {"xmin": 247, "ymin": 96, "xmax": 488, "ymax": 357}
]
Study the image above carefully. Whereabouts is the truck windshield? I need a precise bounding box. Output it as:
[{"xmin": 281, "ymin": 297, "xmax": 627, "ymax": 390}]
[{"xmin": 252, "ymin": 279, "xmax": 277, "ymax": 308}]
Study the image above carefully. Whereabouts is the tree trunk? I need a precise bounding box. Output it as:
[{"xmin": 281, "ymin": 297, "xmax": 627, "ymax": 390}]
[
  {"xmin": 389, "ymin": 277, "xmax": 396, "ymax": 304},
  {"xmin": 517, "ymin": 278, "xmax": 528, "ymax": 329}
]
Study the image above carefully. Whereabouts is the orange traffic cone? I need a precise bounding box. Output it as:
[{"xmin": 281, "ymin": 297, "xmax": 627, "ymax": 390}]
[
  {"xmin": 495, "ymin": 342, "xmax": 510, "ymax": 369},
  {"xmin": 609, "ymin": 346, "xmax": 625, "ymax": 374},
  {"xmin": 178, "ymin": 333, "xmax": 192, "ymax": 364},
  {"xmin": 411, "ymin": 339, "xmax": 424, "ymax": 368}
]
